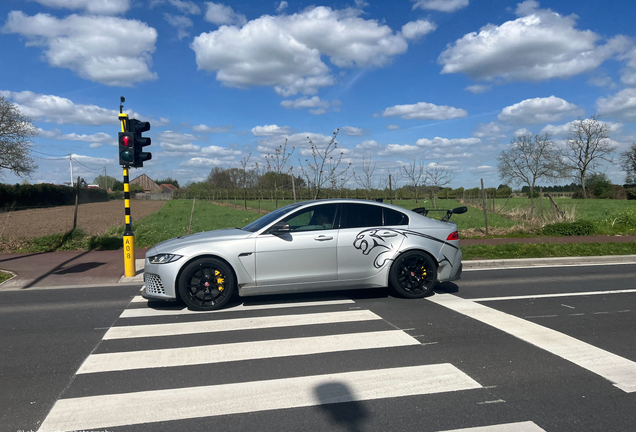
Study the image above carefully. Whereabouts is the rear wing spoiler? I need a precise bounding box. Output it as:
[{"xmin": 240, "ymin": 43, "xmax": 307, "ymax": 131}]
[{"xmin": 412, "ymin": 206, "xmax": 467, "ymax": 222}]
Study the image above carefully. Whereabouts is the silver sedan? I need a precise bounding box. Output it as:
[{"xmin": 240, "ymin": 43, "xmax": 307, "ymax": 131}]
[{"xmin": 142, "ymin": 199, "xmax": 465, "ymax": 311}]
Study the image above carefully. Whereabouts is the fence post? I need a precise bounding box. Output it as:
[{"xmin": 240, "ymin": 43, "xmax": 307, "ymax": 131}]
[{"xmin": 481, "ymin": 179, "xmax": 489, "ymax": 235}]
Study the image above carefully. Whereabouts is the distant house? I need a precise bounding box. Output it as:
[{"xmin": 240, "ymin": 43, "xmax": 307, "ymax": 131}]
[
  {"xmin": 160, "ymin": 183, "xmax": 178, "ymax": 193},
  {"xmin": 130, "ymin": 174, "xmax": 160, "ymax": 193}
]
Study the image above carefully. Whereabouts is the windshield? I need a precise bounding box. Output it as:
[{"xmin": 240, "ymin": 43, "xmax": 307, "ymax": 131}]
[{"xmin": 241, "ymin": 202, "xmax": 304, "ymax": 232}]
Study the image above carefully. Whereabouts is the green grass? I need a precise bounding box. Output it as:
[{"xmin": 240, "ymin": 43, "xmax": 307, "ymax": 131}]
[
  {"xmin": 461, "ymin": 242, "xmax": 636, "ymax": 260},
  {"xmin": 0, "ymin": 270, "xmax": 13, "ymax": 284},
  {"xmin": 109, "ymin": 199, "xmax": 262, "ymax": 248}
]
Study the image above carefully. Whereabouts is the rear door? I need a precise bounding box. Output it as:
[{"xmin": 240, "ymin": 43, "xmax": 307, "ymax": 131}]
[{"xmin": 337, "ymin": 203, "xmax": 408, "ymax": 281}]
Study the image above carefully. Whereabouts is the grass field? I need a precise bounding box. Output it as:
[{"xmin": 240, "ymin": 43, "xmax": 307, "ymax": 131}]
[{"xmin": 461, "ymin": 242, "xmax": 636, "ymax": 260}]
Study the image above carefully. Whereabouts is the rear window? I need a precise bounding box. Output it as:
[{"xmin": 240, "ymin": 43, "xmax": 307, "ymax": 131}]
[{"xmin": 384, "ymin": 208, "xmax": 408, "ymax": 226}]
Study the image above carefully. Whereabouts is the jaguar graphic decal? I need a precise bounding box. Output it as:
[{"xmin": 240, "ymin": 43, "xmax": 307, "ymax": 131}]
[{"xmin": 353, "ymin": 228, "xmax": 458, "ymax": 269}]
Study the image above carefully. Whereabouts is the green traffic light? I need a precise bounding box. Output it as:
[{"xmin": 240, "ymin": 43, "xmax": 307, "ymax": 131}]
[{"xmin": 121, "ymin": 150, "xmax": 134, "ymax": 163}]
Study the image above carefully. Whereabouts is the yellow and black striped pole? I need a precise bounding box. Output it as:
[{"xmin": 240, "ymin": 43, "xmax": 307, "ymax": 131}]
[{"xmin": 119, "ymin": 113, "xmax": 136, "ymax": 277}]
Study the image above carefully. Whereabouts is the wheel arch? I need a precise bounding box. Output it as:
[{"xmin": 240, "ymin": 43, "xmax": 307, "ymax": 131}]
[{"xmin": 174, "ymin": 254, "xmax": 238, "ymax": 302}]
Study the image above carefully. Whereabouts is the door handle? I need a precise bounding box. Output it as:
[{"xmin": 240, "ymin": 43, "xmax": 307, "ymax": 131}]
[
  {"xmin": 380, "ymin": 232, "xmax": 397, "ymax": 237},
  {"xmin": 314, "ymin": 235, "xmax": 333, "ymax": 241}
]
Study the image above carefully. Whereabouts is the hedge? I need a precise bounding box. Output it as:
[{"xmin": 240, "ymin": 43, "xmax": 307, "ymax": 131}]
[
  {"xmin": 542, "ymin": 220, "xmax": 595, "ymax": 236},
  {"xmin": 0, "ymin": 183, "xmax": 108, "ymax": 210}
]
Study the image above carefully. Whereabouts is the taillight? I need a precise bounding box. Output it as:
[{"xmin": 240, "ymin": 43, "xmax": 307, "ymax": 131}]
[{"xmin": 446, "ymin": 231, "xmax": 459, "ymax": 241}]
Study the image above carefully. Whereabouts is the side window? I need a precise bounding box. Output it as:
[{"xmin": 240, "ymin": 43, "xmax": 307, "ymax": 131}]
[
  {"xmin": 341, "ymin": 204, "xmax": 382, "ymax": 229},
  {"xmin": 282, "ymin": 204, "xmax": 338, "ymax": 232},
  {"xmin": 384, "ymin": 208, "xmax": 409, "ymax": 226}
]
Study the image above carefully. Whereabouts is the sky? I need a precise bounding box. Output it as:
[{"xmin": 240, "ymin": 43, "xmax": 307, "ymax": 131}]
[{"xmin": 1, "ymin": 0, "xmax": 635, "ymax": 190}]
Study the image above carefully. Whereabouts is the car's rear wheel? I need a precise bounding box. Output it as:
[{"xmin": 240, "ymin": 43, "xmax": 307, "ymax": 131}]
[
  {"xmin": 389, "ymin": 251, "xmax": 437, "ymax": 298},
  {"xmin": 178, "ymin": 258, "xmax": 235, "ymax": 311}
]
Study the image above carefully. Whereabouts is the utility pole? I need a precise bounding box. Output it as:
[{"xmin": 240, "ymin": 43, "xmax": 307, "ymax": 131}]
[{"xmin": 69, "ymin": 152, "xmax": 74, "ymax": 186}]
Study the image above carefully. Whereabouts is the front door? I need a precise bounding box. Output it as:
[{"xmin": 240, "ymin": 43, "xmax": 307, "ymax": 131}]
[{"xmin": 255, "ymin": 204, "xmax": 339, "ymax": 286}]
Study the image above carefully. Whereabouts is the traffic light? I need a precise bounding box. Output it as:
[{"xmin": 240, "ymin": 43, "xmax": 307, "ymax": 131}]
[
  {"xmin": 119, "ymin": 131, "xmax": 134, "ymax": 165},
  {"xmin": 130, "ymin": 119, "xmax": 152, "ymax": 168}
]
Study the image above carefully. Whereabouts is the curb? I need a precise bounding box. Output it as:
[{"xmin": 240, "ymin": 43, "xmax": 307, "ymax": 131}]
[{"xmin": 462, "ymin": 254, "xmax": 636, "ymax": 270}]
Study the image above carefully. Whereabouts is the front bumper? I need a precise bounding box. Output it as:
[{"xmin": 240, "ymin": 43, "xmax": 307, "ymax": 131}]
[{"xmin": 142, "ymin": 259, "xmax": 181, "ymax": 300}]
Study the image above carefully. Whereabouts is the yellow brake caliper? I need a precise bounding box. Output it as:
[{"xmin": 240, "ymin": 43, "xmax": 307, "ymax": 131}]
[{"xmin": 215, "ymin": 270, "xmax": 225, "ymax": 292}]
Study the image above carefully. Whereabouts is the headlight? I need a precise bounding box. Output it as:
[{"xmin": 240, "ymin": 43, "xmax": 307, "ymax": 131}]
[{"xmin": 148, "ymin": 254, "xmax": 183, "ymax": 264}]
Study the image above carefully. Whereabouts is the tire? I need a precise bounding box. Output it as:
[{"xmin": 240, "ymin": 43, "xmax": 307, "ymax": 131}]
[
  {"xmin": 177, "ymin": 258, "xmax": 235, "ymax": 311},
  {"xmin": 389, "ymin": 251, "xmax": 437, "ymax": 299}
]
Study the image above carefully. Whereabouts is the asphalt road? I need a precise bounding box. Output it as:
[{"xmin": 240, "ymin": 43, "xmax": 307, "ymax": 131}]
[{"xmin": 2, "ymin": 264, "xmax": 635, "ymax": 432}]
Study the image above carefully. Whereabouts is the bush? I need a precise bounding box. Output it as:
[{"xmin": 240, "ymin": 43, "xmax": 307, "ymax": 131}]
[
  {"xmin": 0, "ymin": 183, "xmax": 107, "ymax": 210},
  {"xmin": 626, "ymin": 187, "xmax": 636, "ymax": 200},
  {"xmin": 542, "ymin": 220, "xmax": 595, "ymax": 236},
  {"xmin": 608, "ymin": 208, "xmax": 636, "ymax": 227}
]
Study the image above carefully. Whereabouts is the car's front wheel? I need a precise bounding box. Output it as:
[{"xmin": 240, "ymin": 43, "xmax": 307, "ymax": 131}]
[
  {"xmin": 178, "ymin": 258, "xmax": 235, "ymax": 311},
  {"xmin": 389, "ymin": 251, "xmax": 437, "ymax": 298}
]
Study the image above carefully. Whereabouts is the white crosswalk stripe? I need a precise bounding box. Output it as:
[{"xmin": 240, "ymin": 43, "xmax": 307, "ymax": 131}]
[{"xmin": 39, "ymin": 296, "xmax": 533, "ymax": 432}]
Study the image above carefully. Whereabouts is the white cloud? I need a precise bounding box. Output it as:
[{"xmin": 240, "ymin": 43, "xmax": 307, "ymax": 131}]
[
  {"xmin": 498, "ymin": 96, "xmax": 583, "ymax": 124},
  {"xmin": 401, "ymin": 20, "xmax": 436, "ymax": 40},
  {"xmin": 382, "ymin": 101, "xmax": 467, "ymax": 120},
  {"xmin": 257, "ymin": 132, "xmax": 333, "ymax": 154},
  {"xmin": 204, "ymin": 2, "xmax": 247, "ymax": 26},
  {"xmin": 251, "ymin": 125, "xmax": 293, "ymax": 136},
  {"xmin": 71, "ymin": 154, "xmax": 111, "ymax": 165},
  {"xmin": 0, "ymin": 90, "xmax": 143, "ymax": 125},
  {"xmin": 597, "ymin": 88, "xmax": 636, "ymax": 121},
  {"xmin": 89, "ymin": 143, "xmax": 102, "ymax": 148},
  {"xmin": 180, "ymin": 157, "xmax": 223, "ymax": 167},
  {"xmin": 465, "ymin": 84, "xmax": 491, "ymax": 94},
  {"xmin": 276, "ymin": 1, "xmax": 288, "ymax": 13},
  {"xmin": 191, "ymin": 6, "xmax": 409, "ymax": 96},
  {"xmin": 412, "ymin": 0, "xmax": 468, "ymax": 12},
  {"xmin": 541, "ymin": 120, "xmax": 623, "ymax": 137},
  {"xmin": 161, "ymin": 142, "xmax": 200, "ymax": 152},
  {"xmin": 29, "ymin": 0, "xmax": 131, "ymax": 15},
  {"xmin": 380, "ymin": 144, "xmax": 420, "ymax": 155},
  {"xmin": 354, "ymin": 139, "xmax": 378, "ymax": 150},
  {"xmin": 438, "ymin": 1, "xmax": 630, "ymax": 83},
  {"xmin": 618, "ymin": 47, "xmax": 636, "ymax": 86},
  {"xmin": 514, "ymin": 128, "xmax": 532, "ymax": 137},
  {"xmin": 201, "ymin": 145, "xmax": 241, "ymax": 156},
  {"xmin": 341, "ymin": 126, "xmax": 365, "ymax": 136},
  {"xmin": 164, "ymin": 14, "xmax": 193, "ymax": 40},
  {"xmin": 2, "ymin": 12, "xmax": 158, "ymax": 86},
  {"xmin": 192, "ymin": 124, "xmax": 231, "ymax": 133},
  {"xmin": 280, "ymin": 96, "xmax": 332, "ymax": 115},
  {"xmin": 168, "ymin": 0, "xmax": 201, "ymax": 14},
  {"xmin": 38, "ymin": 128, "xmax": 115, "ymax": 145},
  {"xmin": 473, "ymin": 122, "xmax": 507, "ymax": 139},
  {"xmin": 386, "ymin": 124, "xmax": 400, "ymax": 130},
  {"xmin": 158, "ymin": 130, "xmax": 198, "ymax": 143},
  {"xmin": 415, "ymin": 137, "xmax": 481, "ymax": 147}
]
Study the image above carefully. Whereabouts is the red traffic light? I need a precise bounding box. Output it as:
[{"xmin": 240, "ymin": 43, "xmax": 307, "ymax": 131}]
[{"xmin": 121, "ymin": 135, "xmax": 131, "ymax": 147}]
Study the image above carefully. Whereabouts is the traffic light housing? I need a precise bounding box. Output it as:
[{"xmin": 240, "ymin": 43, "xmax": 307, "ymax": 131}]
[
  {"xmin": 118, "ymin": 118, "xmax": 152, "ymax": 167},
  {"xmin": 119, "ymin": 131, "xmax": 134, "ymax": 165},
  {"xmin": 130, "ymin": 119, "xmax": 152, "ymax": 168}
]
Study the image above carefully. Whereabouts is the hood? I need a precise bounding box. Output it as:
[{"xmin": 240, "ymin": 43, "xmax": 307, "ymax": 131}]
[{"xmin": 151, "ymin": 228, "xmax": 250, "ymax": 252}]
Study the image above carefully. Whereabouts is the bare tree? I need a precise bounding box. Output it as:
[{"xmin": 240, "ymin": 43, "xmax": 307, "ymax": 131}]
[
  {"xmin": 298, "ymin": 129, "xmax": 351, "ymax": 200},
  {"xmin": 426, "ymin": 163, "xmax": 455, "ymax": 208},
  {"xmin": 239, "ymin": 153, "xmax": 251, "ymax": 209},
  {"xmin": 558, "ymin": 116, "xmax": 617, "ymax": 198},
  {"xmin": 620, "ymin": 142, "xmax": 636, "ymax": 185},
  {"xmin": 0, "ymin": 96, "xmax": 37, "ymax": 178},
  {"xmin": 380, "ymin": 168, "xmax": 402, "ymax": 203},
  {"xmin": 265, "ymin": 139, "xmax": 294, "ymax": 208},
  {"xmin": 498, "ymin": 132, "xmax": 562, "ymax": 219},
  {"xmin": 401, "ymin": 158, "xmax": 427, "ymax": 205},
  {"xmin": 353, "ymin": 156, "xmax": 377, "ymax": 198}
]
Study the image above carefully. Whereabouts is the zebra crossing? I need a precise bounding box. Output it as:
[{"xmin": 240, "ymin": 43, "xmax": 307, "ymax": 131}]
[{"xmin": 38, "ymin": 296, "xmax": 544, "ymax": 432}]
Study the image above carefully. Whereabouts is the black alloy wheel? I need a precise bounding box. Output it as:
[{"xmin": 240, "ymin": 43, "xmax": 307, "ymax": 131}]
[
  {"xmin": 389, "ymin": 251, "xmax": 437, "ymax": 299},
  {"xmin": 178, "ymin": 258, "xmax": 235, "ymax": 311}
]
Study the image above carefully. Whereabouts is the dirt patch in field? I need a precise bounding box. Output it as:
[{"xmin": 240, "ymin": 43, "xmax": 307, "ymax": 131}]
[{"xmin": 0, "ymin": 200, "xmax": 166, "ymax": 240}]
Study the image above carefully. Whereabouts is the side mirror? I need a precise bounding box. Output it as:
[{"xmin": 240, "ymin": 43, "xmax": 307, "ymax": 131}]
[
  {"xmin": 452, "ymin": 206, "xmax": 468, "ymax": 214},
  {"xmin": 269, "ymin": 221, "xmax": 290, "ymax": 234}
]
